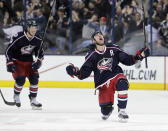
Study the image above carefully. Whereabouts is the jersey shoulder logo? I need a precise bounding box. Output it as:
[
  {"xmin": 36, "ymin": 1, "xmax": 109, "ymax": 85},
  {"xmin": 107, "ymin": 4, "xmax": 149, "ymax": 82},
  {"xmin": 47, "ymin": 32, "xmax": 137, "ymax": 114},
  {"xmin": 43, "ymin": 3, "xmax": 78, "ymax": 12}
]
[
  {"xmin": 110, "ymin": 50, "xmax": 114, "ymax": 56},
  {"xmin": 21, "ymin": 45, "xmax": 35, "ymax": 55},
  {"xmin": 97, "ymin": 58, "xmax": 113, "ymax": 73}
]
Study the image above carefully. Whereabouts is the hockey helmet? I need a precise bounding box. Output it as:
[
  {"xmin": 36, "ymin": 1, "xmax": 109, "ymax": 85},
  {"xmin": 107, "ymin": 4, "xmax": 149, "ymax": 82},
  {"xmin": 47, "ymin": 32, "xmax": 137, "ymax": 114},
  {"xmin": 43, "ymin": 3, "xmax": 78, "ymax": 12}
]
[
  {"xmin": 91, "ymin": 30, "xmax": 103, "ymax": 40},
  {"xmin": 26, "ymin": 20, "xmax": 37, "ymax": 28}
]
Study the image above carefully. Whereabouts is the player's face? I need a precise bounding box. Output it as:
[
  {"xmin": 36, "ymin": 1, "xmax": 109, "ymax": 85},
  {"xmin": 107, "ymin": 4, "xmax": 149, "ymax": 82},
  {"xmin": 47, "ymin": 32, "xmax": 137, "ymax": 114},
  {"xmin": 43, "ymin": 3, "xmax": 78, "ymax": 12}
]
[
  {"xmin": 28, "ymin": 26, "xmax": 38, "ymax": 36},
  {"xmin": 94, "ymin": 33, "xmax": 104, "ymax": 45}
]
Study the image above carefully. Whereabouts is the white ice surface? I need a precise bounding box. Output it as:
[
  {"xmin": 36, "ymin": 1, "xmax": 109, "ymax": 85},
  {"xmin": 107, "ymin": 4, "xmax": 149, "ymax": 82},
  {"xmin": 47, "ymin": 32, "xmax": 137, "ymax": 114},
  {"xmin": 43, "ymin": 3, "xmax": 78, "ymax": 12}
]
[{"xmin": 0, "ymin": 88, "xmax": 168, "ymax": 131}]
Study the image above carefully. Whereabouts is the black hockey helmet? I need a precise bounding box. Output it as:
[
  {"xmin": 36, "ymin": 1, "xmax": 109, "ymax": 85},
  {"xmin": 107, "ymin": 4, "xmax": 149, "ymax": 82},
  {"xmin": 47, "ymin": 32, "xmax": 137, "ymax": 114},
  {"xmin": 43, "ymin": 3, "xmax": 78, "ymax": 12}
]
[
  {"xmin": 26, "ymin": 20, "xmax": 37, "ymax": 28},
  {"xmin": 91, "ymin": 30, "xmax": 103, "ymax": 40}
]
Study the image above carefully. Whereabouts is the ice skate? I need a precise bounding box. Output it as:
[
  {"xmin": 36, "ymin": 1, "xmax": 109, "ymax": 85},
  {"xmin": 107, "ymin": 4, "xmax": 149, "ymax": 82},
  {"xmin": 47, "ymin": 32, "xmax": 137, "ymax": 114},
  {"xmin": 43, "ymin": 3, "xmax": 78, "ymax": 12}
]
[
  {"xmin": 101, "ymin": 107, "xmax": 114, "ymax": 120},
  {"xmin": 29, "ymin": 95, "xmax": 42, "ymax": 110},
  {"xmin": 102, "ymin": 111, "xmax": 112, "ymax": 120},
  {"xmin": 118, "ymin": 109, "xmax": 129, "ymax": 122},
  {"xmin": 13, "ymin": 94, "xmax": 21, "ymax": 107}
]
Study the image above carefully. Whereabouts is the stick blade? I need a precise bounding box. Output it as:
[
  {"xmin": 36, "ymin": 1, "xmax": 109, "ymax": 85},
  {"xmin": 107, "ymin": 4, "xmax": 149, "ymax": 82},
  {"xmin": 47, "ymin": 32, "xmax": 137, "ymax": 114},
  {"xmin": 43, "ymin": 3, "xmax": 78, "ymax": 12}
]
[{"xmin": 0, "ymin": 89, "xmax": 16, "ymax": 106}]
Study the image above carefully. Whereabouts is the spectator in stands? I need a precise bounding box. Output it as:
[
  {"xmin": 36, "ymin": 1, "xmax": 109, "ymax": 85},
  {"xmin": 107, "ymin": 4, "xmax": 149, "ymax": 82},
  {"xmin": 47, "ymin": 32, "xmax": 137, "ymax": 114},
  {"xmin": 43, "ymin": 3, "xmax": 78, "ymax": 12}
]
[
  {"xmin": 82, "ymin": 14, "xmax": 98, "ymax": 40},
  {"xmin": 121, "ymin": 5, "xmax": 136, "ymax": 35},
  {"xmin": 13, "ymin": 1, "xmax": 24, "ymax": 23},
  {"xmin": 41, "ymin": 0, "xmax": 51, "ymax": 19},
  {"xmin": 47, "ymin": 6, "xmax": 69, "ymax": 52},
  {"xmin": 95, "ymin": 0, "xmax": 111, "ymax": 18},
  {"xmin": 130, "ymin": 0, "xmax": 141, "ymax": 14},
  {"xmin": 56, "ymin": 0, "xmax": 69, "ymax": 16},
  {"xmin": 115, "ymin": 6, "xmax": 123, "ymax": 25},
  {"xmin": 158, "ymin": 12, "xmax": 168, "ymax": 48},
  {"xmin": 72, "ymin": 1, "xmax": 85, "ymax": 19},
  {"xmin": 134, "ymin": 12, "xmax": 143, "ymax": 31},
  {"xmin": 152, "ymin": 3, "xmax": 165, "ymax": 23},
  {"xmin": 74, "ymin": 14, "xmax": 98, "ymax": 51},
  {"xmin": 88, "ymin": 16, "xmax": 111, "ymax": 42},
  {"xmin": 83, "ymin": 0, "xmax": 96, "ymax": 19},
  {"xmin": 26, "ymin": 0, "xmax": 40, "ymax": 19},
  {"xmin": 0, "ymin": 0, "xmax": 10, "ymax": 27},
  {"xmin": 158, "ymin": 0, "xmax": 168, "ymax": 15},
  {"xmin": 71, "ymin": 10, "xmax": 87, "ymax": 45},
  {"xmin": 108, "ymin": 16, "xmax": 123, "ymax": 44},
  {"xmin": 33, "ymin": 3, "xmax": 46, "ymax": 35},
  {"xmin": 120, "ymin": 0, "xmax": 132, "ymax": 9}
]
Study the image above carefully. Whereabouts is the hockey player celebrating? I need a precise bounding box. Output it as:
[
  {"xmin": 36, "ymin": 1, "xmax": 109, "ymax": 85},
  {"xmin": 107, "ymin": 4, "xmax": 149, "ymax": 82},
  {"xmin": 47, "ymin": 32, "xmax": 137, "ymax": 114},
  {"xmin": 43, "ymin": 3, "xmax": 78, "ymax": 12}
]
[
  {"xmin": 5, "ymin": 20, "xmax": 44, "ymax": 109},
  {"xmin": 66, "ymin": 31, "xmax": 150, "ymax": 121}
]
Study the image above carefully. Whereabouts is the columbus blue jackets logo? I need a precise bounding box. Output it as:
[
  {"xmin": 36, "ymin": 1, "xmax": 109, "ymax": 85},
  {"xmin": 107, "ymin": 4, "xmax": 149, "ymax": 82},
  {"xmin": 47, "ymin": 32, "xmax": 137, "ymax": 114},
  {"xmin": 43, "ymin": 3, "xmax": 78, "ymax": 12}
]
[
  {"xmin": 97, "ymin": 58, "xmax": 113, "ymax": 73},
  {"xmin": 21, "ymin": 45, "xmax": 35, "ymax": 54}
]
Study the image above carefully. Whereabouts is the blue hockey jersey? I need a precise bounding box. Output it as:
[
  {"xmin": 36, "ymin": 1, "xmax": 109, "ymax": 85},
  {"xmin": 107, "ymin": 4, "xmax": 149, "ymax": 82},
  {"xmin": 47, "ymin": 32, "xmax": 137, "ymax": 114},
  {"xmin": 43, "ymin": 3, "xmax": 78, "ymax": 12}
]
[
  {"xmin": 78, "ymin": 44, "xmax": 136, "ymax": 89},
  {"xmin": 5, "ymin": 31, "xmax": 44, "ymax": 62}
]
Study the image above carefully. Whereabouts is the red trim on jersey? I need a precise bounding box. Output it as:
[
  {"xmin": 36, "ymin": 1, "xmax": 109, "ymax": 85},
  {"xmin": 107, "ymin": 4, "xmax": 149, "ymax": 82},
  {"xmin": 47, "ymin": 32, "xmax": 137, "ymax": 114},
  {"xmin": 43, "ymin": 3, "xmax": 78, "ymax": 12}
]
[
  {"xmin": 118, "ymin": 94, "xmax": 128, "ymax": 98},
  {"xmin": 95, "ymin": 46, "xmax": 106, "ymax": 54},
  {"xmin": 96, "ymin": 73, "xmax": 127, "ymax": 89}
]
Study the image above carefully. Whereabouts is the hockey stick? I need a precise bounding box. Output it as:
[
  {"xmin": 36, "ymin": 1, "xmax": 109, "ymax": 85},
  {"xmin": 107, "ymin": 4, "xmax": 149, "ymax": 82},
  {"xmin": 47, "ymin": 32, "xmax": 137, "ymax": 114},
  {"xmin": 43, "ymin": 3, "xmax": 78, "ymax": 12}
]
[
  {"xmin": 36, "ymin": 0, "xmax": 56, "ymax": 58},
  {"xmin": 141, "ymin": 0, "xmax": 148, "ymax": 68},
  {"xmin": 0, "ymin": 89, "xmax": 16, "ymax": 106}
]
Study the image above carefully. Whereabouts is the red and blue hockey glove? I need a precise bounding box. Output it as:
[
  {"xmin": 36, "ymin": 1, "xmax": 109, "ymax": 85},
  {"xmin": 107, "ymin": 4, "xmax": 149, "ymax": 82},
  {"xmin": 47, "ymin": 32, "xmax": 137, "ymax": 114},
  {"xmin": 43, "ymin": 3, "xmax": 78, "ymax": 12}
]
[
  {"xmin": 66, "ymin": 63, "xmax": 80, "ymax": 78},
  {"xmin": 6, "ymin": 61, "xmax": 15, "ymax": 73},
  {"xmin": 32, "ymin": 59, "xmax": 42, "ymax": 70},
  {"xmin": 135, "ymin": 47, "xmax": 150, "ymax": 61}
]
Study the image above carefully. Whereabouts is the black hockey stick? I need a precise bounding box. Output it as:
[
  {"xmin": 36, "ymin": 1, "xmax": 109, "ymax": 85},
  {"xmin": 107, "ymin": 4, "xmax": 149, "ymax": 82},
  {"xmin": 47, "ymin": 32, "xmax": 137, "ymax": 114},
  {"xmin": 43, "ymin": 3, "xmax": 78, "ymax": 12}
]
[
  {"xmin": 36, "ymin": 0, "xmax": 56, "ymax": 58},
  {"xmin": 0, "ymin": 89, "xmax": 16, "ymax": 106},
  {"xmin": 141, "ymin": 0, "xmax": 148, "ymax": 68}
]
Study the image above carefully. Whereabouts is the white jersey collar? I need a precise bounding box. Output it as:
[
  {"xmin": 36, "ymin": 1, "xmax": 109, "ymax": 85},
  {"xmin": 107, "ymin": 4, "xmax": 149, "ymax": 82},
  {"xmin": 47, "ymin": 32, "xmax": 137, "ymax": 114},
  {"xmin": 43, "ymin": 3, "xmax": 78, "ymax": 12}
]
[
  {"xmin": 24, "ymin": 31, "xmax": 34, "ymax": 41},
  {"xmin": 95, "ymin": 46, "xmax": 106, "ymax": 54}
]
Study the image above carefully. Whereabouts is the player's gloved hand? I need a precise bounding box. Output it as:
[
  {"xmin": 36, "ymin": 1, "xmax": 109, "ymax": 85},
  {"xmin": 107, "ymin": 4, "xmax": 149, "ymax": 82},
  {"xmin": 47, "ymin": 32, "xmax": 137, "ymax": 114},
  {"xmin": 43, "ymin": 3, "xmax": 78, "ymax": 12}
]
[
  {"xmin": 66, "ymin": 63, "xmax": 80, "ymax": 78},
  {"xmin": 32, "ymin": 59, "xmax": 42, "ymax": 70},
  {"xmin": 6, "ymin": 61, "xmax": 15, "ymax": 73},
  {"xmin": 135, "ymin": 47, "xmax": 150, "ymax": 61}
]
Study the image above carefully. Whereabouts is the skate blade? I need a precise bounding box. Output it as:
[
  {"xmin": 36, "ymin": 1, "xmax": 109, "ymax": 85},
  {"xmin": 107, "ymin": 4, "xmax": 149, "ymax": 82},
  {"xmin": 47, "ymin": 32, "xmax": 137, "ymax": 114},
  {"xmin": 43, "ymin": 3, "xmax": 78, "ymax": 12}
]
[
  {"xmin": 118, "ymin": 117, "xmax": 128, "ymax": 123},
  {"xmin": 102, "ymin": 116, "xmax": 109, "ymax": 120},
  {"xmin": 31, "ymin": 106, "xmax": 42, "ymax": 110}
]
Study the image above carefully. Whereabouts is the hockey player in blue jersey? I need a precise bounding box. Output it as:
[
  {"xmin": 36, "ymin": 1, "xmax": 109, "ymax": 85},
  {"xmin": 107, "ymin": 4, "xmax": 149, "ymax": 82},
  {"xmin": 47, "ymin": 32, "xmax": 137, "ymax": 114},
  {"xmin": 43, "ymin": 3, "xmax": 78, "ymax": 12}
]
[
  {"xmin": 5, "ymin": 20, "xmax": 44, "ymax": 109},
  {"xmin": 66, "ymin": 31, "xmax": 150, "ymax": 121}
]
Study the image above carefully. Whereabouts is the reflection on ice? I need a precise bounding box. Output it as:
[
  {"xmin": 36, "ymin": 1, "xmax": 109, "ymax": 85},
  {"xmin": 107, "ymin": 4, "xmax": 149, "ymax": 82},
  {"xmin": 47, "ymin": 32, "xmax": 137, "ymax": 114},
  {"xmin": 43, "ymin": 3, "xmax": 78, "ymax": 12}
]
[{"xmin": 0, "ymin": 88, "xmax": 168, "ymax": 131}]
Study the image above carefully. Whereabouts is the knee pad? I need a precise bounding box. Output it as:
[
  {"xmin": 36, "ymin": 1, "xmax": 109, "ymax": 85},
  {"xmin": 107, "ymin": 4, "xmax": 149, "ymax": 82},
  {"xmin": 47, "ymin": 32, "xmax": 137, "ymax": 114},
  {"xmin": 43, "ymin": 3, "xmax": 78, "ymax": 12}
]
[
  {"xmin": 100, "ymin": 103, "xmax": 113, "ymax": 115},
  {"xmin": 116, "ymin": 78, "xmax": 129, "ymax": 91},
  {"xmin": 15, "ymin": 76, "xmax": 26, "ymax": 86},
  {"xmin": 29, "ymin": 74, "xmax": 39, "ymax": 85}
]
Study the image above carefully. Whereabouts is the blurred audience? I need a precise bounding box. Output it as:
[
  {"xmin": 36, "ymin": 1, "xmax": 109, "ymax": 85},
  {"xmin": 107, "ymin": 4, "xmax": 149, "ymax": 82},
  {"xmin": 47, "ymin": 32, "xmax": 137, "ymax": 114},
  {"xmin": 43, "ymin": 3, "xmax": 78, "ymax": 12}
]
[{"xmin": 0, "ymin": 0, "xmax": 168, "ymax": 56}]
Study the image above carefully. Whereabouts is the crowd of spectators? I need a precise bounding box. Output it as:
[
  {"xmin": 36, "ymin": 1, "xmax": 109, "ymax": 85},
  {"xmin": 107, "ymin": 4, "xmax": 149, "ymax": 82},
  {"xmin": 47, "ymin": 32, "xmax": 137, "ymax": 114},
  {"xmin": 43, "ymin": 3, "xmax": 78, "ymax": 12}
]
[{"xmin": 0, "ymin": 0, "xmax": 168, "ymax": 55}]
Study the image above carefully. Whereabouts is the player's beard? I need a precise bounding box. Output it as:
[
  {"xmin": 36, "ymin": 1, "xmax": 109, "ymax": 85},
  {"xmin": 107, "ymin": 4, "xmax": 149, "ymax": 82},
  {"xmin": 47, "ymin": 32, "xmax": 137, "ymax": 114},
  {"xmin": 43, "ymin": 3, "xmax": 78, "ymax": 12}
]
[{"xmin": 94, "ymin": 40, "xmax": 105, "ymax": 46}]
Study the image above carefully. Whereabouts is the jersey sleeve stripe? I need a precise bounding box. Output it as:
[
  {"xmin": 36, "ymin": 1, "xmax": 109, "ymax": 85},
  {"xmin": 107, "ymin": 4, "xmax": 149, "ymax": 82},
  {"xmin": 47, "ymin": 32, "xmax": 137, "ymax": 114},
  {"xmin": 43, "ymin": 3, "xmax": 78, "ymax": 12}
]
[
  {"xmin": 107, "ymin": 47, "xmax": 129, "ymax": 55},
  {"xmin": 107, "ymin": 46, "xmax": 121, "ymax": 51},
  {"xmin": 84, "ymin": 51, "xmax": 95, "ymax": 64},
  {"xmin": 6, "ymin": 35, "xmax": 24, "ymax": 60},
  {"xmin": 35, "ymin": 36, "xmax": 42, "ymax": 41}
]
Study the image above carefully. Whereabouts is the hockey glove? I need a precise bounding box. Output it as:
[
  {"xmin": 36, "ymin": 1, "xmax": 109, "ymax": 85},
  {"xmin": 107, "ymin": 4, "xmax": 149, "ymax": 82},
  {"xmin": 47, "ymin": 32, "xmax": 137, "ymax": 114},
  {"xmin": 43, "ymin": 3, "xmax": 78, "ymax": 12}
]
[
  {"xmin": 6, "ymin": 61, "xmax": 15, "ymax": 73},
  {"xmin": 66, "ymin": 63, "xmax": 80, "ymax": 78},
  {"xmin": 135, "ymin": 47, "xmax": 150, "ymax": 61},
  {"xmin": 32, "ymin": 59, "xmax": 42, "ymax": 70}
]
